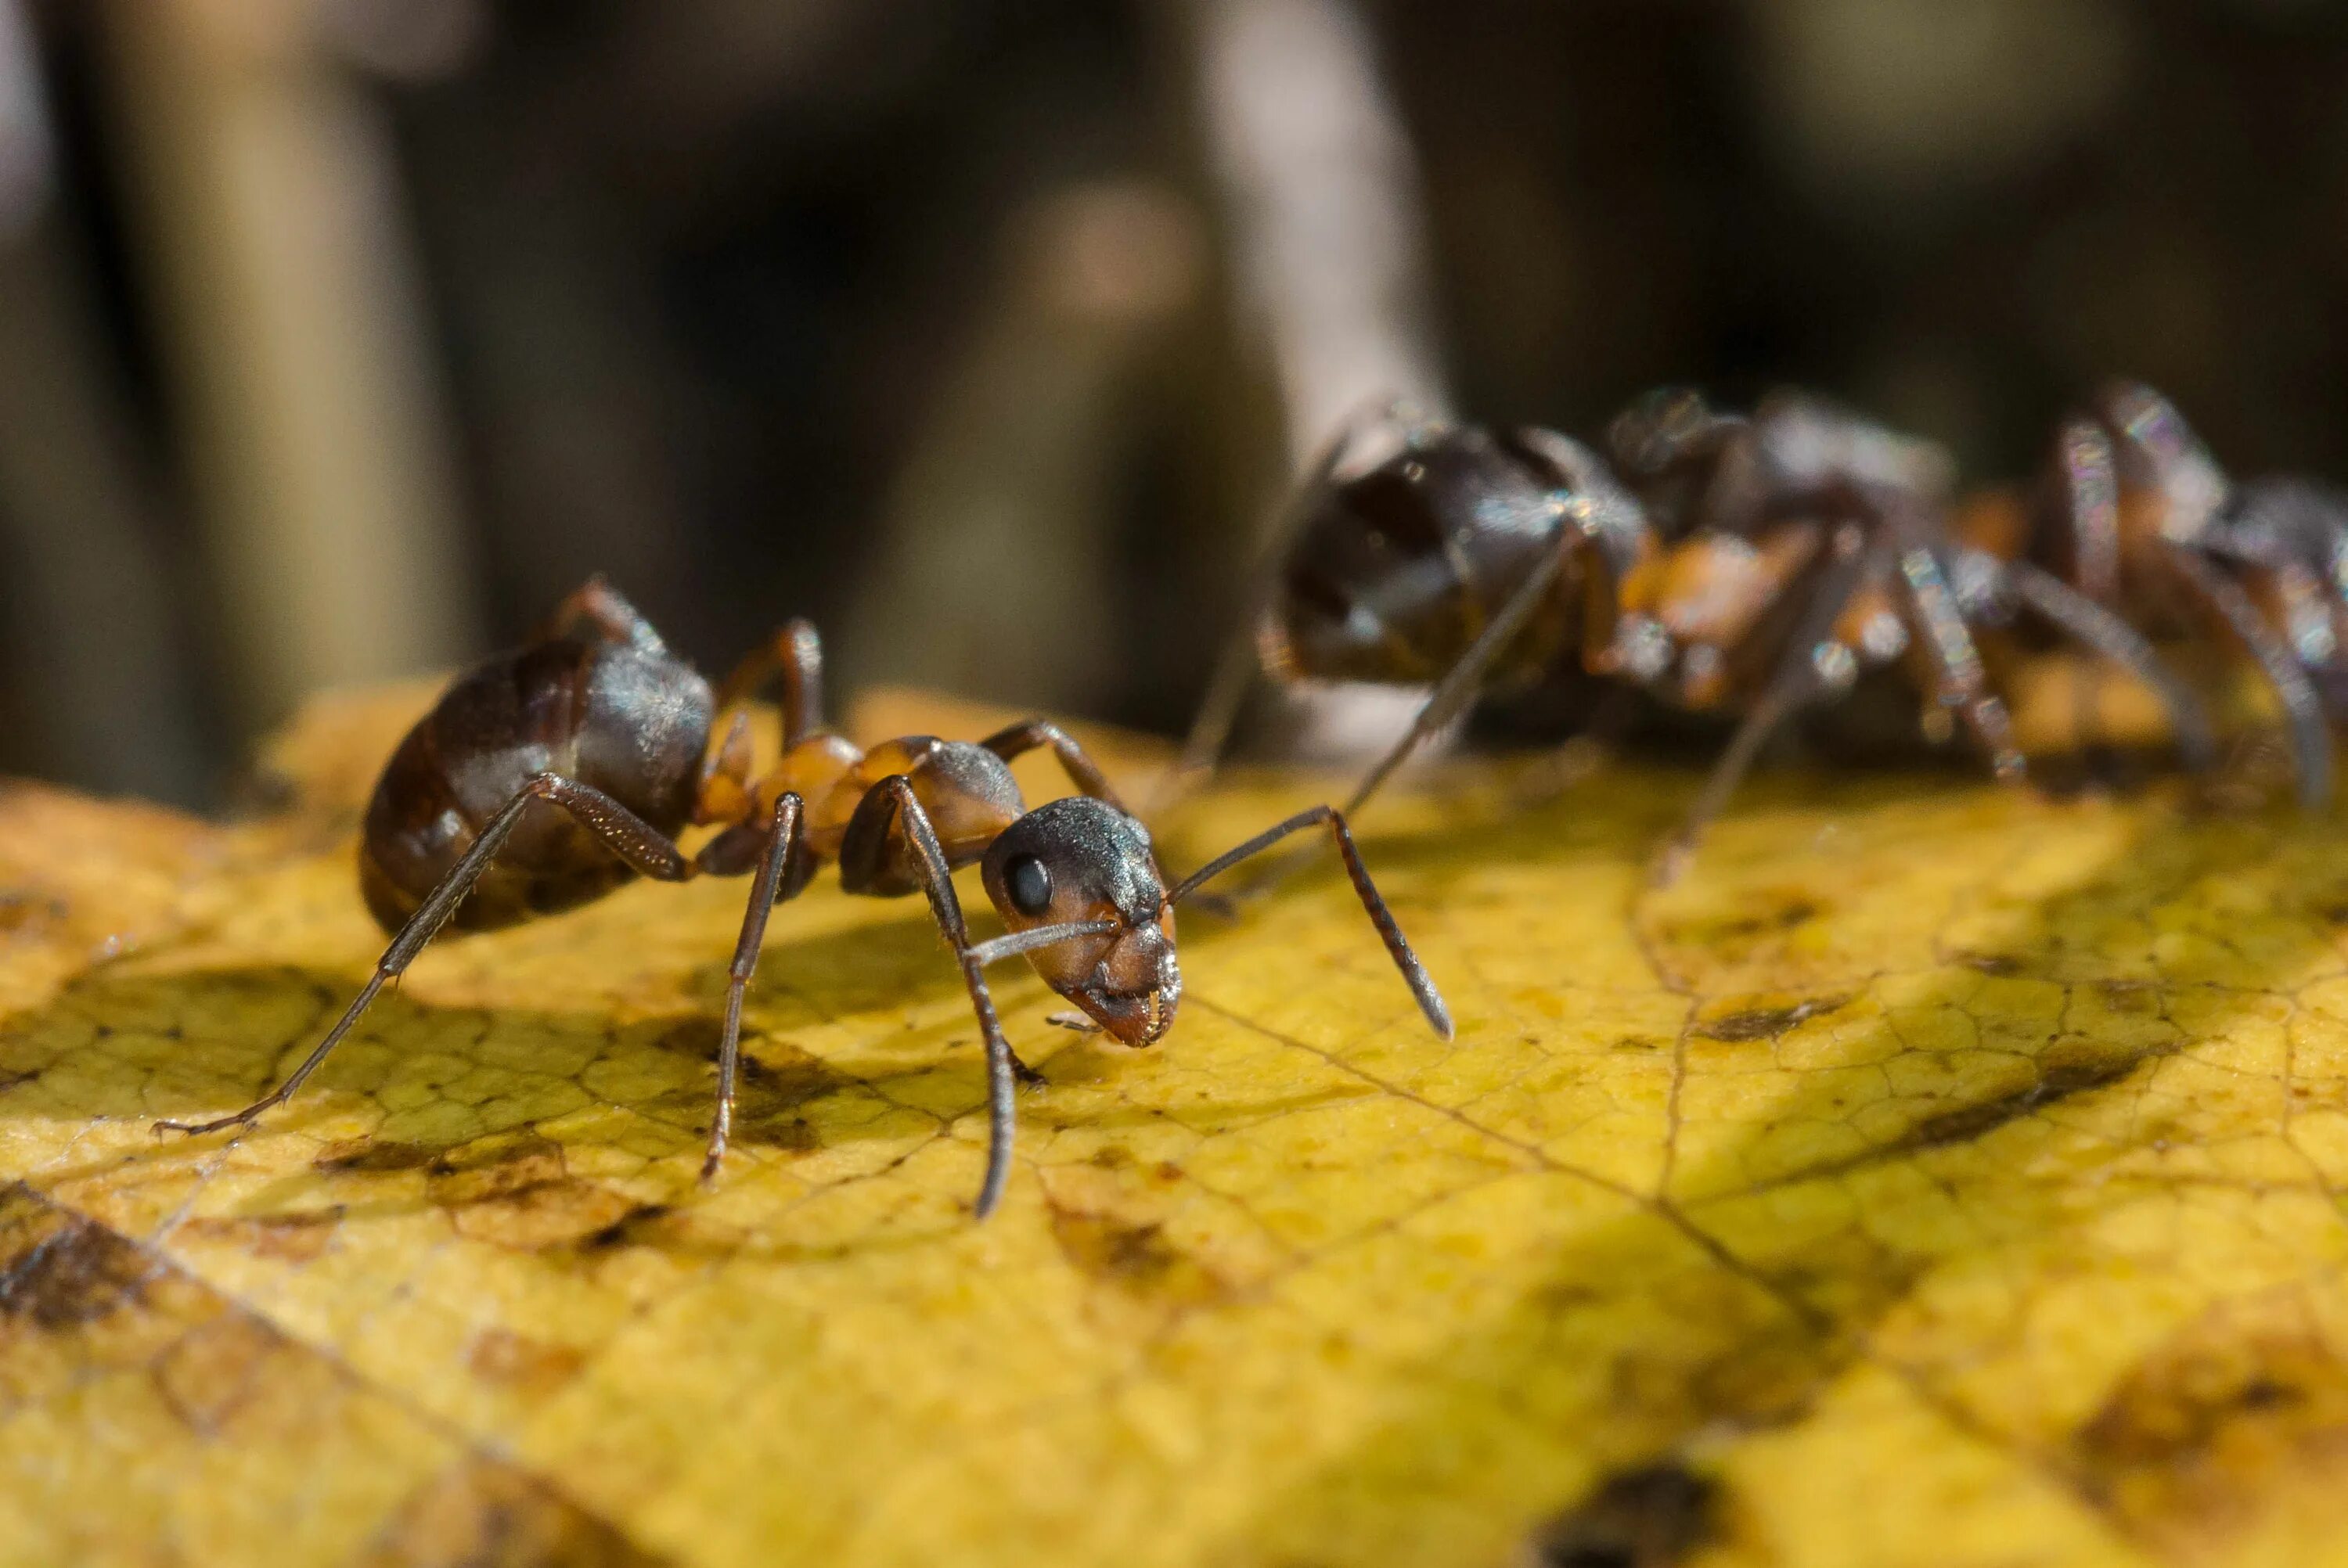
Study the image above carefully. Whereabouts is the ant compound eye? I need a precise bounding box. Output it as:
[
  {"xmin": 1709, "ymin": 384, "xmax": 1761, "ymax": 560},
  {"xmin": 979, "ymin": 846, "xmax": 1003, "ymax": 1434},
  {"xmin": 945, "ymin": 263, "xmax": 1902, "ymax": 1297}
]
[{"xmin": 1005, "ymin": 854, "xmax": 1053, "ymax": 917}]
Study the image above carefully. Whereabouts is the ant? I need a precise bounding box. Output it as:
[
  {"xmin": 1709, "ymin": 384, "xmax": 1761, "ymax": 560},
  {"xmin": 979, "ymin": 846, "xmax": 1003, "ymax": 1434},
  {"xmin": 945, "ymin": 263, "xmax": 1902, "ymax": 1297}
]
[
  {"xmin": 157, "ymin": 579, "xmax": 1451, "ymax": 1219},
  {"xmin": 1965, "ymin": 379, "xmax": 2347, "ymax": 807},
  {"xmin": 1177, "ymin": 391, "xmax": 2213, "ymax": 879}
]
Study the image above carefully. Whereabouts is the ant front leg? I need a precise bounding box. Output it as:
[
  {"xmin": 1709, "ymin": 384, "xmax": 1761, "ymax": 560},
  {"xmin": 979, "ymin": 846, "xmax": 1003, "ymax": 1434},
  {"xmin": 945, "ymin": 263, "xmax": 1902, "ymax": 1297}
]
[
  {"xmin": 842, "ymin": 777, "xmax": 1077, "ymax": 1217},
  {"xmin": 697, "ymin": 789, "xmax": 806, "ymax": 1180},
  {"xmin": 155, "ymin": 775, "xmax": 700, "ymax": 1142},
  {"xmin": 2163, "ymin": 544, "xmax": 2332, "ymax": 807},
  {"xmin": 1655, "ymin": 525, "xmax": 1887, "ymax": 886}
]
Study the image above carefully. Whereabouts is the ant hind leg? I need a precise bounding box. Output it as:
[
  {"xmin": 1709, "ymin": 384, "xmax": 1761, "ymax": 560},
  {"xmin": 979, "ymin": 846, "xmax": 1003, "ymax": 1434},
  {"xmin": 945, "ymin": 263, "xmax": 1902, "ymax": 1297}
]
[{"xmin": 156, "ymin": 774, "xmax": 700, "ymax": 1142}]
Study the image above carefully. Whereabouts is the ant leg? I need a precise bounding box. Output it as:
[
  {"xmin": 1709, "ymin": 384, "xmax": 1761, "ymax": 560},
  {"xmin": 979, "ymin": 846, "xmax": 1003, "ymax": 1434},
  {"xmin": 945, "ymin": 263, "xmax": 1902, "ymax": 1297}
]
[
  {"xmin": 854, "ymin": 776, "xmax": 1036, "ymax": 1219},
  {"xmin": 715, "ymin": 618, "xmax": 825, "ymax": 748},
  {"xmin": 1894, "ymin": 541, "xmax": 2025, "ymax": 780},
  {"xmin": 1655, "ymin": 529, "xmax": 1884, "ymax": 885},
  {"xmin": 693, "ymin": 710, "xmax": 757, "ymax": 825},
  {"xmin": 2095, "ymin": 381, "xmax": 2229, "ymax": 539},
  {"xmin": 538, "ymin": 575, "xmax": 668, "ymax": 654},
  {"xmin": 1339, "ymin": 533, "xmax": 1576, "ymax": 817},
  {"xmin": 700, "ymin": 791, "xmax": 805, "ymax": 1180},
  {"xmin": 980, "ymin": 720, "xmax": 1132, "ymax": 812},
  {"xmin": 1169, "ymin": 805, "xmax": 1451, "ymax": 1040},
  {"xmin": 2054, "ymin": 417, "xmax": 2122, "ymax": 604},
  {"xmin": 1161, "ymin": 396, "xmax": 1439, "ymax": 813},
  {"xmin": 1198, "ymin": 512, "xmax": 1597, "ymax": 910},
  {"xmin": 1982, "ymin": 552, "xmax": 2218, "ymax": 771},
  {"xmin": 156, "ymin": 775, "xmax": 699, "ymax": 1141},
  {"xmin": 2162, "ymin": 543, "xmax": 2332, "ymax": 807}
]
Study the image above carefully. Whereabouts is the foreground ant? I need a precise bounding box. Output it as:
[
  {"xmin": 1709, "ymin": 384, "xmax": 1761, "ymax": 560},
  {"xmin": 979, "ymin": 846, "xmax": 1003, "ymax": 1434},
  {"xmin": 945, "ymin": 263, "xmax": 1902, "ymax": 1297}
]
[
  {"xmin": 1178, "ymin": 392, "xmax": 2213, "ymax": 878},
  {"xmin": 158, "ymin": 580, "xmax": 1450, "ymax": 1218},
  {"xmin": 1973, "ymin": 379, "xmax": 2347, "ymax": 805}
]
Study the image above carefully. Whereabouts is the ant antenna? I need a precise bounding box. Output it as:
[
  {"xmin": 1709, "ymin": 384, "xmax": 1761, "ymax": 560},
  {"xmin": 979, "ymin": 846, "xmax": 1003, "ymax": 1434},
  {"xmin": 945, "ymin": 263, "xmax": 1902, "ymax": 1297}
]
[{"xmin": 1172, "ymin": 806, "xmax": 1452, "ymax": 1041}]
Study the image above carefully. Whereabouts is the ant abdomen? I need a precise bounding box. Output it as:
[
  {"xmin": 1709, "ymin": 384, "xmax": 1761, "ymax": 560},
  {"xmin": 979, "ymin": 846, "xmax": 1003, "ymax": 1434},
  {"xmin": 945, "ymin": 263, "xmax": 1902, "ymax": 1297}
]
[
  {"xmin": 359, "ymin": 637, "xmax": 714, "ymax": 933},
  {"xmin": 1269, "ymin": 425, "xmax": 1583, "ymax": 688}
]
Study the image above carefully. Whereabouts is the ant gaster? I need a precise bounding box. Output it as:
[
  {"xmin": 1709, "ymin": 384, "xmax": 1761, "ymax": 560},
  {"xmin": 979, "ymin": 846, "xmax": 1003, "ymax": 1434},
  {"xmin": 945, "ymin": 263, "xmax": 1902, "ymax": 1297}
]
[
  {"xmin": 158, "ymin": 579, "xmax": 1451, "ymax": 1219},
  {"xmin": 1178, "ymin": 394, "xmax": 2213, "ymax": 879}
]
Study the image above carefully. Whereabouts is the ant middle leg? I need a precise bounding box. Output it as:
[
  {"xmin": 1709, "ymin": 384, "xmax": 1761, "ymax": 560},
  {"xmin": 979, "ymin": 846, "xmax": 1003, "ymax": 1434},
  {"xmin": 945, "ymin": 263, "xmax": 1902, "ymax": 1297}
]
[
  {"xmin": 1654, "ymin": 525, "xmax": 1887, "ymax": 885},
  {"xmin": 1959, "ymin": 548, "xmax": 2218, "ymax": 772},
  {"xmin": 716, "ymin": 617, "xmax": 826, "ymax": 747},
  {"xmin": 2163, "ymin": 544, "xmax": 2332, "ymax": 807},
  {"xmin": 538, "ymin": 575, "xmax": 668, "ymax": 654},
  {"xmin": 155, "ymin": 775, "xmax": 703, "ymax": 1142},
  {"xmin": 1892, "ymin": 535, "xmax": 2025, "ymax": 780},
  {"xmin": 981, "ymin": 720, "xmax": 1132, "ymax": 812}
]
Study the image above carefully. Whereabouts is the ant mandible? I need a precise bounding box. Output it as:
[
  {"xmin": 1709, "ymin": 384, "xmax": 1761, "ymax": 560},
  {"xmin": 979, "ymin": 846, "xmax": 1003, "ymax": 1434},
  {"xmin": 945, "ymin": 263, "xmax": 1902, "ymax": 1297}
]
[{"xmin": 157, "ymin": 579, "xmax": 1452, "ymax": 1219}]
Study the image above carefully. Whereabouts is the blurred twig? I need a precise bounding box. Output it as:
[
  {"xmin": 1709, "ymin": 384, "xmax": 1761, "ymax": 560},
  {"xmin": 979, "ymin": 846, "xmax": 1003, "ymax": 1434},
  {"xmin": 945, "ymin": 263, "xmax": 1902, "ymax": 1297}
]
[
  {"xmin": 0, "ymin": 0, "xmax": 206, "ymax": 800},
  {"xmin": 101, "ymin": 0, "xmax": 480, "ymax": 733},
  {"xmin": 1187, "ymin": 0, "xmax": 1446, "ymax": 464},
  {"xmin": 840, "ymin": 180, "xmax": 1205, "ymax": 713}
]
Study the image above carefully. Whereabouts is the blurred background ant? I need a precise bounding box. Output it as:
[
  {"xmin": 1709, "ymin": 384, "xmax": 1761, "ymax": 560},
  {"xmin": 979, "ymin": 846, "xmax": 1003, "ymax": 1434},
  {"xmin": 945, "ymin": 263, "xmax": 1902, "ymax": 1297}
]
[
  {"xmin": 156, "ymin": 581, "xmax": 1450, "ymax": 1218},
  {"xmin": 1959, "ymin": 380, "xmax": 2348, "ymax": 807},
  {"xmin": 1174, "ymin": 390, "xmax": 2217, "ymax": 878}
]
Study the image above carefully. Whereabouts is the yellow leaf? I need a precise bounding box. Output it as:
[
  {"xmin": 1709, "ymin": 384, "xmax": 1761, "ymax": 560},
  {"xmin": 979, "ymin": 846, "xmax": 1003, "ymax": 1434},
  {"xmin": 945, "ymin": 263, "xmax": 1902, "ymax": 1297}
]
[{"xmin": 2, "ymin": 681, "xmax": 2346, "ymax": 1567}]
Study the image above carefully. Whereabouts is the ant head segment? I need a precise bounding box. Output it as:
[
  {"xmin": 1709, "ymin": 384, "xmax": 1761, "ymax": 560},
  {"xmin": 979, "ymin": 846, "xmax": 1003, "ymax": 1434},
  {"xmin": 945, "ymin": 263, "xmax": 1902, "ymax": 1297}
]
[{"xmin": 981, "ymin": 797, "xmax": 1179, "ymax": 1045}]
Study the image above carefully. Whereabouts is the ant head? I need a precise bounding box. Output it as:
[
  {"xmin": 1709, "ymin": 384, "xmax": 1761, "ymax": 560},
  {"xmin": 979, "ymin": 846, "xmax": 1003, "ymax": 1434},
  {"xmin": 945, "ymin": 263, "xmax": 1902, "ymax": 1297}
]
[
  {"xmin": 1605, "ymin": 387, "xmax": 1726, "ymax": 478},
  {"xmin": 1268, "ymin": 423, "xmax": 1566, "ymax": 684},
  {"xmin": 980, "ymin": 797, "xmax": 1179, "ymax": 1045}
]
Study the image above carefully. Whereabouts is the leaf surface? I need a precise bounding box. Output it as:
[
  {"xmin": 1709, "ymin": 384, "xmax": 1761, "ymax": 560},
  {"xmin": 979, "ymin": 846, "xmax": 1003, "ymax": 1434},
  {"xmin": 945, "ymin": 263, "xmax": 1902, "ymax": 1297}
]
[{"xmin": 1, "ymin": 684, "xmax": 2344, "ymax": 1567}]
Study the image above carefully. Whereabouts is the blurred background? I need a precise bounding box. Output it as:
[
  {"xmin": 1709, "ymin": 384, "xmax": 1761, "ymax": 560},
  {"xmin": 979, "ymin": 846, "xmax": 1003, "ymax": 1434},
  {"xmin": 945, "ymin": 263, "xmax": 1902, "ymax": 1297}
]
[{"xmin": 0, "ymin": 0, "xmax": 2343, "ymax": 809}]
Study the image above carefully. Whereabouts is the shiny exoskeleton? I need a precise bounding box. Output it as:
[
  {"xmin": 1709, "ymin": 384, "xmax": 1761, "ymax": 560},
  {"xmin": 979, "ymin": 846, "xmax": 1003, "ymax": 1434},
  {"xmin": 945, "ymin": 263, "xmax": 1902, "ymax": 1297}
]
[
  {"xmin": 159, "ymin": 580, "xmax": 1450, "ymax": 1219},
  {"xmin": 1180, "ymin": 393, "xmax": 2214, "ymax": 880},
  {"xmin": 1963, "ymin": 379, "xmax": 2348, "ymax": 806}
]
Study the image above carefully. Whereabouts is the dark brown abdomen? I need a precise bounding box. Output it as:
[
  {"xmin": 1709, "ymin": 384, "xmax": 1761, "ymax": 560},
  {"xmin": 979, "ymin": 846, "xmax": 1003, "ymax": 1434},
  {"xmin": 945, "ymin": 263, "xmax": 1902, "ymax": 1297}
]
[{"xmin": 358, "ymin": 640, "xmax": 714, "ymax": 933}]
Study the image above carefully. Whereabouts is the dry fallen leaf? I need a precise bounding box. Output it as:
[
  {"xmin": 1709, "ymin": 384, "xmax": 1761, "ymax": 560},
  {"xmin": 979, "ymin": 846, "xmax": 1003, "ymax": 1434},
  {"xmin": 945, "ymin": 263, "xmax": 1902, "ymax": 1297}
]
[{"xmin": 2, "ymin": 678, "xmax": 2346, "ymax": 1567}]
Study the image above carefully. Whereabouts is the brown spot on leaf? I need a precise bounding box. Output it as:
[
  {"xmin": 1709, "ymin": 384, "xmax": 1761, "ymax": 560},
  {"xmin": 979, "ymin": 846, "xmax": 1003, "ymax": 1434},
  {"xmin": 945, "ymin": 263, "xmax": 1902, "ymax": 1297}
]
[
  {"xmin": 1518, "ymin": 1462, "xmax": 1720, "ymax": 1568},
  {"xmin": 467, "ymin": 1328, "xmax": 589, "ymax": 1401},
  {"xmin": 179, "ymin": 1207, "xmax": 344, "ymax": 1264},
  {"xmin": 1694, "ymin": 996, "xmax": 1848, "ymax": 1044},
  {"xmin": 1660, "ymin": 894, "xmax": 1824, "ymax": 958},
  {"xmin": 2074, "ymin": 1293, "xmax": 2348, "ymax": 1561},
  {"xmin": 573, "ymin": 1204, "xmax": 675, "ymax": 1255},
  {"xmin": 153, "ymin": 1312, "xmax": 283, "ymax": 1435},
  {"xmin": 314, "ymin": 1138, "xmax": 439, "ymax": 1173},
  {"xmin": 0, "ymin": 1195, "xmax": 152, "ymax": 1328},
  {"xmin": 1048, "ymin": 1205, "xmax": 1226, "ymax": 1308},
  {"xmin": 354, "ymin": 1456, "xmax": 661, "ymax": 1568},
  {"xmin": 1904, "ymin": 1040, "xmax": 2152, "ymax": 1153},
  {"xmin": 427, "ymin": 1131, "xmax": 636, "ymax": 1252}
]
